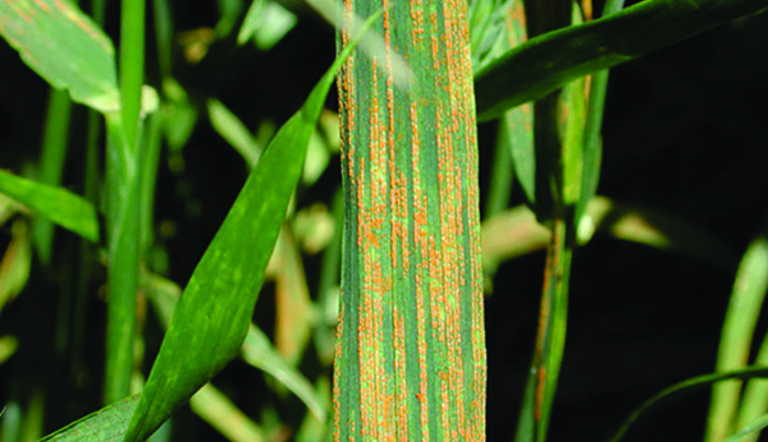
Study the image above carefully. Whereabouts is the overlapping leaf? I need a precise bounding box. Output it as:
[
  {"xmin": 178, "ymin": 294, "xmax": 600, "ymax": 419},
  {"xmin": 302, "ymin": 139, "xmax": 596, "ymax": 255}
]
[
  {"xmin": 123, "ymin": 19, "xmax": 373, "ymax": 440},
  {"xmin": 0, "ymin": 170, "xmax": 99, "ymax": 243},
  {"xmin": 474, "ymin": 0, "xmax": 768, "ymax": 120}
]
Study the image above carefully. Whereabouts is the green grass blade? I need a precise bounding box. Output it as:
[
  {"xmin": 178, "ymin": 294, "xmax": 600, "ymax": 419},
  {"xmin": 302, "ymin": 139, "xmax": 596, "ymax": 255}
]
[
  {"xmin": 39, "ymin": 395, "xmax": 141, "ymax": 442},
  {"xmin": 736, "ymin": 337, "xmax": 768, "ymax": 442},
  {"xmin": 474, "ymin": 0, "xmax": 768, "ymax": 121},
  {"xmin": 707, "ymin": 229, "xmax": 768, "ymax": 441},
  {"xmin": 531, "ymin": 218, "xmax": 572, "ymax": 442},
  {"xmin": 610, "ymin": 367, "xmax": 768, "ymax": 442},
  {"xmin": 0, "ymin": 170, "xmax": 99, "ymax": 243},
  {"xmin": 494, "ymin": 0, "xmax": 534, "ymax": 209},
  {"xmin": 33, "ymin": 88, "xmax": 73, "ymax": 265},
  {"xmin": 0, "ymin": 0, "xmax": 118, "ymax": 112},
  {"xmin": 103, "ymin": 113, "xmax": 141, "ymax": 404},
  {"xmin": 120, "ymin": 0, "xmax": 145, "ymax": 148},
  {"xmin": 123, "ymin": 24, "xmax": 370, "ymax": 440},
  {"xmin": 334, "ymin": 1, "xmax": 486, "ymax": 439}
]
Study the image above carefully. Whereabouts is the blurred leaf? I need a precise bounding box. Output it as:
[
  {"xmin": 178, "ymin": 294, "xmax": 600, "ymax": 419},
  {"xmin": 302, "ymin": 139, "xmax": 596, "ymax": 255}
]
[
  {"xmin": 293, "ymin": 203, "xmax": 335, "ymax": 254},
  {"xmin": 162, "ymin": 78, "xmax": 199, "ymax": 152},
  {"xmin": 0, "ymin": 0, "xmax": 119, "ymax": 112},
  {"xmin": 0, "ymin": 219, "xmax": 32, "ymax": 313},
  {"xmin": 207, "ymin": 98, "xmax": 262, "ymax": 169},
  {"xmin": 582, "ymin": 197, "xmax": 738, "ymax": 272},
  {"xmin": 708, "ymin": 224, "xmax": 768, "ymax": 441},
  {"xmin": 474, "ymin": 0, "xmax": 768, "ymax": 121},
  {"xmin": 33, "ymin": 88, "xmax": 73, "ymax": 265},
  {"xmin": 39, "ymin": 395, "xmax": 140, "ymax": 442},
  {"xmin": 611, "ymin": 367, "xmax": 768, "ymax": 442},
  {"xmin": 303, "ymin": 128, "xmax": 330, "ymax": 185},
  {"xmin": 0, "ymin": 335, "xmax": 18, "ymax": 364},
  {"xmin": 726, "ymin": 414, "xmax": 768, "ymax": 442},
  {"xmin": 238, "ymin": 0, "xmax": 297, "ymax": 50},
  {"xmin": 189, "ymin": 384, "xmax": 266, "ymax": 442},
  {"xmin": 143, "ymin": 271, "xmax": 326, "ymax": 420},
  {"xmin": 0, "ymin": 170, "xmax": 99, "ymax": 243},
  {"xmin": 482, "ymin": 197, "xmax": 738, "ymax": 274},
  {"xmin": 273, "ymin": 227, "xmax": 314, "ymax": 366},
  {"xmin": 123, "ymin": 20, "xmax": 371, "ymax": 440},
  {"xmin": 737, "ymin": 335, "xmax": 768, "ymax": 442}
]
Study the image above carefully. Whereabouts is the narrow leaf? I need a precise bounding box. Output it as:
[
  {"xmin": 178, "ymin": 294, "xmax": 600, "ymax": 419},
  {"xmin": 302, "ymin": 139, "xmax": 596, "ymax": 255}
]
[
  {"xmin": 0, "ymin": 170, "xmax": 99, "ymax": 243},
  {"xmin": 574, "ymin": 0, "xmax": 626, "ymax": 229},
  {"xmin": 0, "ymin": 0, "xmax": 119, "ymax": 111},
  {"xmin": 123, "ymin": 21, "xmax": 372, "ymax": 440},
  {"xmin": 707, "ymin": 222, "xmax": 768, "ymax": 441},
  {"xmin": 474, "ymin": 0, "xmax": 768, "ymax": 120}
]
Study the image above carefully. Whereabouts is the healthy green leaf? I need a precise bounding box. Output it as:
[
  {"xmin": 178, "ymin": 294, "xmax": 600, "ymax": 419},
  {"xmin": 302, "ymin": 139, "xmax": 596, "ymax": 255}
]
[
  {"xmin": 611, "ymin": 367, "xmax": 768, "ymax": 442},
  {"xmin": 0, "ymin": 0, "xmax": 119, "ymax": 112},
  {"xmin": 123, "ymin": 17, "xmax": 375, "ymax": 440},
  {"xmin": 0, "ymin": 170, "xmax": 99, "ymax": 243},
  {"xmin": 474, "ymin": 0, "xmax": 768, "ymax": 121}
]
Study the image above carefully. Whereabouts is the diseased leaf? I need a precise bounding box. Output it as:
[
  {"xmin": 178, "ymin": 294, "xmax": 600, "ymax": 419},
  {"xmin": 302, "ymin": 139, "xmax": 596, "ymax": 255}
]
[
  {"xmin": 474, "ymin": 0, "xmax": 768, "ymax": 120},
  {"xmin": 0, "ymin": 0, "xmax": 119, "ymax": 112},
  {"xmin": 0, "ymin": 170, "xmax": 99, "ymax": 243},
  {"xmin": 123, "ymin": 17, "xmax": 376, "ymax": 440},
  {"xmin": 334, "ymin": 1, "xmax": 486, "ymax": 439}
]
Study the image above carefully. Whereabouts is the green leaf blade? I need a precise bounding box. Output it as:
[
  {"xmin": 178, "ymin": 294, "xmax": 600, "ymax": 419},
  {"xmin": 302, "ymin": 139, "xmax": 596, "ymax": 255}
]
[
  {"xmin": 0, "ymin": 170, "xmax": 99, "ymax": 243},
  {"xmin": 474, "ymin": 0, "xmax": 768, "ymax": 121},
  {"xmin": 0, "ymin": 0, "xmax": 119, "ymax": 112}
]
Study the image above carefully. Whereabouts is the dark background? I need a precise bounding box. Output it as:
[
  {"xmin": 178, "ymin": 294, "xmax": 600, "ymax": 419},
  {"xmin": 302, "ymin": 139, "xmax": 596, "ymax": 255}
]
[{"xmin": 1, "ymin": 1, "xmax": 767, "ymax": 440}]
